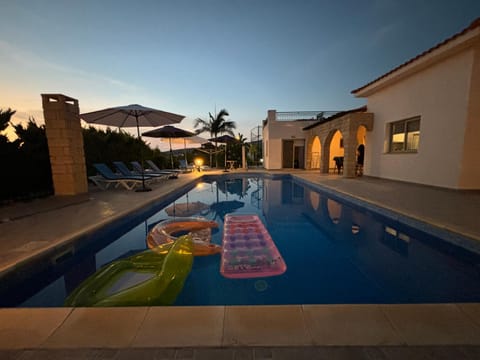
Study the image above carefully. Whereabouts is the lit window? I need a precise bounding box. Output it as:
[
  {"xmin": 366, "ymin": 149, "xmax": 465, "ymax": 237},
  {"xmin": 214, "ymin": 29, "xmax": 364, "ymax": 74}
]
[{"xmin": 389, "ymin": 117, "xmax": 420, "ymax": 153}]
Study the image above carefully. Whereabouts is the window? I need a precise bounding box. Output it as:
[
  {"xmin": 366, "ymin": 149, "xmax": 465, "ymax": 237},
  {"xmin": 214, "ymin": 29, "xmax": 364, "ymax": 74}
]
[{"xmin": 389, "ymin": 117, "xmax": 420, "ymax": 153}]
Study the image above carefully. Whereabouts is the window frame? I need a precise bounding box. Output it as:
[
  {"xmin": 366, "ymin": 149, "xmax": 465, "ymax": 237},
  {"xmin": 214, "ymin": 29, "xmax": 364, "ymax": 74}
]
[{"xmin": 388, "ymin": 116, "xmax": 420, "ymax": 153}]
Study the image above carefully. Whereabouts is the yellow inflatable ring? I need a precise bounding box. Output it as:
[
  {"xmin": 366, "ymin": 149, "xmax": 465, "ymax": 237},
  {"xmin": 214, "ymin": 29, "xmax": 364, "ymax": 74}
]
[{"xmin": 147, "ymin": 217, "xmax": 221, "ymax": 256}]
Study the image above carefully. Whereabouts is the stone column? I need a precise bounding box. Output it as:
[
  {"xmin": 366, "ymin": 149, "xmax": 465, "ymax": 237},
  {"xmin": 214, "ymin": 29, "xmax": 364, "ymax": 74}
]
[
  {"xmin": 320, "ymin": 140, "xmax": 330, "ymax": 174},
  {"xmin": 42, "ymin": 94, "xmax": 88, "ymax": 195},
  {"xmin": 342, "ymin": 120, "xmax": 357, "ymax": 178}
]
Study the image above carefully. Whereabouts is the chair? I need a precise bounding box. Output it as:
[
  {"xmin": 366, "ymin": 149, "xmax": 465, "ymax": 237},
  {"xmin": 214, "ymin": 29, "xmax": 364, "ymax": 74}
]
[
  {"xmin": 90, "ymin": 163, "xmax": 153, "ymax": 191},
  {"xmin": 130, "ymin": 161, "xmax": 177, "ymax": 179},
  {"xmin": 333, "ymin": 156, "xmax": 343, "ymax": 174},
  {"xmin": 178, "ymin": 159, "xmax": 194, "ymax": 173},
  {"xmin": 145, "ymin": 160, "xmax": 181, "ymax": 176},
  {"xmin": 112, "ymin": 161, "xmax": 168, "ymax": 181}
]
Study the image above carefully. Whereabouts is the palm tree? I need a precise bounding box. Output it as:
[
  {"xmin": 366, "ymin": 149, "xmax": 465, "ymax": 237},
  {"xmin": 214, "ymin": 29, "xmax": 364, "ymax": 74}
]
[
  {"xmin": 229, "ymin": 132, "xmax": 249, "ymax": 166},
  {"xmin": 194, "ymin": 109, "xmax": 236, "ymax": 167},
  {"xmin": 236, "ymin": 132, "xmax": 248, "ymax": 145}
]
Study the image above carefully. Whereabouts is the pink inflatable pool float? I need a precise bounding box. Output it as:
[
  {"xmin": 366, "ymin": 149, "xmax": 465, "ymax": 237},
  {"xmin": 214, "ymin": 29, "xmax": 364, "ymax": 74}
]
[{"xmin": 220, "ymin": 214, "xmax": 287, "ymax": 279}]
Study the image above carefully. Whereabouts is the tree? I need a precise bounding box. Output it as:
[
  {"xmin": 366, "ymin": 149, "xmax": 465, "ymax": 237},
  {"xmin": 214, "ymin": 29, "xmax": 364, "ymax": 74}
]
[
  {"xmin": 0, "ymin": 108, "xmax": 16, "ymax": 146},
  {"xmin": 194, "ymin": 109, "xmax": 236, "ymax": 167},
  {"xmin": 82, "ymin": 126, "xmax": 169, "ymax": 175},
  {"xmin": 0, "ymin": 112, "xmax": 54, "ymax": 201},
  {"xmin": 230, "ymin": 132, "xmax": 249, "ymax": 166},
  {"xmin": 0, "ymin": 108, "xmax": 171, "ymax": 202}
]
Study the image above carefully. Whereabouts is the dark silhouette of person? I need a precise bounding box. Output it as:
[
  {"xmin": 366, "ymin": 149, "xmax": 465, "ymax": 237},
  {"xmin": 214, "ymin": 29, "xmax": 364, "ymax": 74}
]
[
  {"xmin": 357, "ymin": 144, "xmax": 365, "ymax": 176},
  {"xmin": 357, "ymin": 144, "xmax": 365, "ymax": 166}
]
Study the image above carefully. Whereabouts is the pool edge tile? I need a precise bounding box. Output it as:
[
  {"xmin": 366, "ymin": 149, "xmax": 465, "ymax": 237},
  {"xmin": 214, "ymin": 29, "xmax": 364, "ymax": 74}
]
[
  {"xmin": 131, "ymin": 306, "xmax": 224, "ymax": 347},
  {"xmin": 456, "ymin": 303, "xmax": 480, "ymax": 328},
  {"xmin": 0, "ymin": 308, "xmax": 72, "ymax": 349},
  {"xmin": 381, "ymin": 303, "xmax": 480, "ymax": 345},
  {"xmin": 302, "ymin": 304, "xmax": 404, "ymax": 346},
  {"xmin": 223, "ymin": 305, "xmax": 311, "ymax": 346},
  {"xmin": 41, "ymin": 307, "xmax": 147, "ymax": 348}
]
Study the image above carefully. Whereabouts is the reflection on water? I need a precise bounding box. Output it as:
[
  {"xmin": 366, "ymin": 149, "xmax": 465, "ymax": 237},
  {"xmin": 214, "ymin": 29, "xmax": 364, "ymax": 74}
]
[
  {"xmin": 327, "ymin": 199, "xmax": 342, "ymax": 224},
  {"xmin": 3, "ymin": 175, "xmax": 480, "ymax": 307},
  {"xmin": 309, "ymin": 191, "xmax": 320, "ymax": 211}
]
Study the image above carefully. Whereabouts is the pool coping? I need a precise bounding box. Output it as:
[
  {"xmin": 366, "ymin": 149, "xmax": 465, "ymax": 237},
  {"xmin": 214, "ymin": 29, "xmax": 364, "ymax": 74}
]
[
  {"xmin": 1, "ymin": 170, "xmax": 480, "ymax": 350},
  {"xmin": 1, "ymin": 303, "xmax": 480, "ymax": 349}
]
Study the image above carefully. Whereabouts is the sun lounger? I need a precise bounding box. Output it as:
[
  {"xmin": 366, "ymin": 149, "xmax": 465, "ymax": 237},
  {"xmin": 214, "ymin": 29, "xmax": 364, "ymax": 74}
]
[
  {"xmin": 90, "ymin": 163, "xmax": 153, "ymax": 191},
  {"xmin": 178, "ymin": 159, "xmax": 194, "ymax": 173},
  {"xmin": 130, "ymin": 161, "xmax": 177, "ymax": 179},
  {"xmin": 112, "ymin": 161, "xmax": 170, "ymax": 181},
  {"xmin": 145, "ymin": 160, "xmax": 181, "ymax": 176}
]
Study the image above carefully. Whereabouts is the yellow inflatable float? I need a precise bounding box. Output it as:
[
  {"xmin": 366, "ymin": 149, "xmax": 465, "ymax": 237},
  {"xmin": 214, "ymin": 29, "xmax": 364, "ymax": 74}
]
[{"xmin": 147, "ymin": 217, "xmax": 222, "ymax": 256}]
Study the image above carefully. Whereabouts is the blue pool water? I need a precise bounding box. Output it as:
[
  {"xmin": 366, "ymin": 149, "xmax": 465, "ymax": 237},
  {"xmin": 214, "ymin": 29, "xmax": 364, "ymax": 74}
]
[{"xmin": 2, "ymin": 174, "xmax": 480, "ymax": 307}]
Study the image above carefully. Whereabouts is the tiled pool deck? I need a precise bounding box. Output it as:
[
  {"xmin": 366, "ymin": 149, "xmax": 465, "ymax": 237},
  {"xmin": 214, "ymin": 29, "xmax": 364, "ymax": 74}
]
[{"xmin": 1, "ymin": 170, "xmax": 480, "ymax": 359}]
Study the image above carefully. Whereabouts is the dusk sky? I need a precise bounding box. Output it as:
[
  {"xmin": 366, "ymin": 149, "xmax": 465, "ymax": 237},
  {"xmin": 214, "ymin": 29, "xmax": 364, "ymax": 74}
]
[{"xmin": 1, "ymin": 0, "xmax": 479, "ymax": 150}]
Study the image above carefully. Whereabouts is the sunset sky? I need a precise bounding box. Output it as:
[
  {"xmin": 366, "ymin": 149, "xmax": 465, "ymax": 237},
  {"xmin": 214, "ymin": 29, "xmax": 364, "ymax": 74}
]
[{"xmin": 1, "ymin": 0, "xmax": 479, "ymax": 150}]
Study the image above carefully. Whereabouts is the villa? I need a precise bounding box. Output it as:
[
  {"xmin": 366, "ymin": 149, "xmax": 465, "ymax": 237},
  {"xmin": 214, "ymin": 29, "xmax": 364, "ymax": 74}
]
[
  {"xmin": 263, "ymin": 17, "xmax": 480, "ymax": 190},
  {"xmin": 1, "ymin": 17, "xmax": 480, "ymax": 359}
]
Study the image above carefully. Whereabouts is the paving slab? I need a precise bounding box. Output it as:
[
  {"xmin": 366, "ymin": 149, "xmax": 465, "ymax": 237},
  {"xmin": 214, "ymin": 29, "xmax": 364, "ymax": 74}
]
[
  {"xmin": 132, "ymin": 306, "xmax": 224, "ymax": 347},
  {"xmin": 303, "ymin": 304, "xmax": 402, "ymax": 346},
  {"xmin": 223, "ymin": 305, "xmax": 310, "ymax": 346},
  {"xmin": 381, "ymin": 304, "xmax": 480, "ymax": 345},
  {"xmin": 0, "ymin": 308, "xmax": 71, "ymax": 349},
  {"xmin": 42, "ymin": 307, "xmax": 147, "ymax": 348}
]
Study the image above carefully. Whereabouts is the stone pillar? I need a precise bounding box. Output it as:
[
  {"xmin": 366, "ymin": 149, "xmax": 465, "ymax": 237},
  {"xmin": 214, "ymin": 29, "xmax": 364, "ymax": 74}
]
[
  {"xmin": 241, "ymin": 145, "xmax": 246, "ymax": 169},
  {"xmin": 320, "ymin": 142, "xmax": 330, "ymax": 174},
  {"xmin": 343, "ymin": 121, "xmax": 357, "ymax": 178},
  {"xmin": 42, "ymin": 94, "xmax": 88, "ymax": 195}
]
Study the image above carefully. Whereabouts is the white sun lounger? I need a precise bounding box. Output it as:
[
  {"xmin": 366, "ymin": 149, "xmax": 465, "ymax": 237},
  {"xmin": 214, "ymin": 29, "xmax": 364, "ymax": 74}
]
[{"xmin": 90, "ymin": 163, "xmax": 154, "ymax": 191}]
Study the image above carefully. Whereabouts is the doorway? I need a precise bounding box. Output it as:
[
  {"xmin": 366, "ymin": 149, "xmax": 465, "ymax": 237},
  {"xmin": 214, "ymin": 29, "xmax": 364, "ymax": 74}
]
[{"xmin": 282, "ymin": 139, "xmax": 305, "ymax": 169}]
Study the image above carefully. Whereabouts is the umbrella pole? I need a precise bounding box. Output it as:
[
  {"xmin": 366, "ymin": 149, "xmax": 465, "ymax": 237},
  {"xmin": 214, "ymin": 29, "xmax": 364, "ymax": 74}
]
[
  {"xmin": 169, "ymin": 138, "xmax": 174, "ymax": 169},
  {"xmin": 184, "ymin": 138, "xmax": 188, "ymax": 167},
  {"xmin": 135, "ymin": 115, "xmax": 151, "ymax": 192},
  {"xmin": 223, "ymin": 143, "xmax": 229, "ymax": 172}
]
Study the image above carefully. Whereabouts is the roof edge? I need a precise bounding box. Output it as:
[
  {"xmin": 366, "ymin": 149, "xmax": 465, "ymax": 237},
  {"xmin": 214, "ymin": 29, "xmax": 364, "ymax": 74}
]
[{"xmin": 351, "ymin": 17, "xmax": 480, "ymax": 96}]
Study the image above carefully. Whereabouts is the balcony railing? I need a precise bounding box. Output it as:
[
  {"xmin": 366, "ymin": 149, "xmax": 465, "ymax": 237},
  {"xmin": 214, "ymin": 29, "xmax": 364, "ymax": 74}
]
[{"xmin": 275, "ymin": 111, "xmax": 339, "ymax": 121}]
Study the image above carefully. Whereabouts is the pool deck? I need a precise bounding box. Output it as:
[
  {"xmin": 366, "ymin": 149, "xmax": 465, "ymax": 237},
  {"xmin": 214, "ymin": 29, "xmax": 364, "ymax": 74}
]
[{"xmin": 1, "ymin": 170, "xmax": 480, "ymax": 359}]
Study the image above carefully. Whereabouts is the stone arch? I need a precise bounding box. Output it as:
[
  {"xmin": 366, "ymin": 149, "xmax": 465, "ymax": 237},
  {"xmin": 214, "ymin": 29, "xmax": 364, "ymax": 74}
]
[
  {"xmin": 304, "ymin": 108, "xmax": 373, "ymax": 177},
  {"xmin": 356, "ymin": 125, "xmax": 367, "ymax": 145},
  {"xmin": 307, "ymin": 136, "xmax": 321, "ymax": 169},
  {"xmin": 322, "ymin": 128, "xmax": 344, "ymax": 173}
]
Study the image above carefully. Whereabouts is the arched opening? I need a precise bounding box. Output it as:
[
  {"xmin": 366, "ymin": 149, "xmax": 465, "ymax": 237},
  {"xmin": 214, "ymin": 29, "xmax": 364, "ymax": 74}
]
[
  {"xmin": 329, "ymin": 130, "xmax": 344, "ymax": 173},
  {"xmin": 327, "ymin": 199, "xmax": 342, "ymax": 224},
  {"xmin": 309, "ymin": 191, "xmax": 320, "ymax": 211},
  {"xmin": 311, "ymin": 136, "xmax": 321, "ymax": 169}
]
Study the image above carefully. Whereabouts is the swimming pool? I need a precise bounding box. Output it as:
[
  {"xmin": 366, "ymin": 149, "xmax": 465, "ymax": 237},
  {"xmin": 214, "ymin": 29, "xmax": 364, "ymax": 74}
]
[{"xmin": 2, "ymin": 174, "xmax": 480, "ymax": 307}]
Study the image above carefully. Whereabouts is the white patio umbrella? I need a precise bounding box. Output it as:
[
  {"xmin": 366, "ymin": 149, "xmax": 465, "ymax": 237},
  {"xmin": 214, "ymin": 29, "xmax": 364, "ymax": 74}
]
[{"xmin": 80, "ymin": 104, "xmax": 185, "ymax": 192}]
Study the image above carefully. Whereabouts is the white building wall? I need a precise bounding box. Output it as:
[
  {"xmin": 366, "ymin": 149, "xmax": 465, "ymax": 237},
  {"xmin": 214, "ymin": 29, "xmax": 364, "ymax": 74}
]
[
  {"xmin": 459, "ymin": 44, "xmax": 480, "ymax": 188},
  {"xmin": 262, "ymin": 123, "xmax": 270, "ymax": 169},
  {"xmin": 263, "ymin": 113, "xmax": 316, "ymax": 169},
  {"xmin": 365, "ymin": 50, "xmax": 473, "ymax": 188}
]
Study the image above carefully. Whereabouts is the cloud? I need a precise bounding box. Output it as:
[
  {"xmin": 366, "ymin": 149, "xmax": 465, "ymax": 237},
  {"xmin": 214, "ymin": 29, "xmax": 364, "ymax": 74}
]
[{"xmin": 0, "ymin": 40, "xmax": 141, "ymax": 92}]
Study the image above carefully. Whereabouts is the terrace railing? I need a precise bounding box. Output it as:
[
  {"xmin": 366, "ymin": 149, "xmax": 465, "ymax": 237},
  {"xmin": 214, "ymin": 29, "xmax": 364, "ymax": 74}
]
[{"xmin": 275, "ymin": 111, "xmax": 339, "ymax": 121}]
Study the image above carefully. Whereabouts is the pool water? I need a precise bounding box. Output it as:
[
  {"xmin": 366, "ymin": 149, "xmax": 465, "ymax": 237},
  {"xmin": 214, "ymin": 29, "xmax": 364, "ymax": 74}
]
[{"xmin": 2, "ymin": 175, "xmax": 480, "ymax": 307}]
